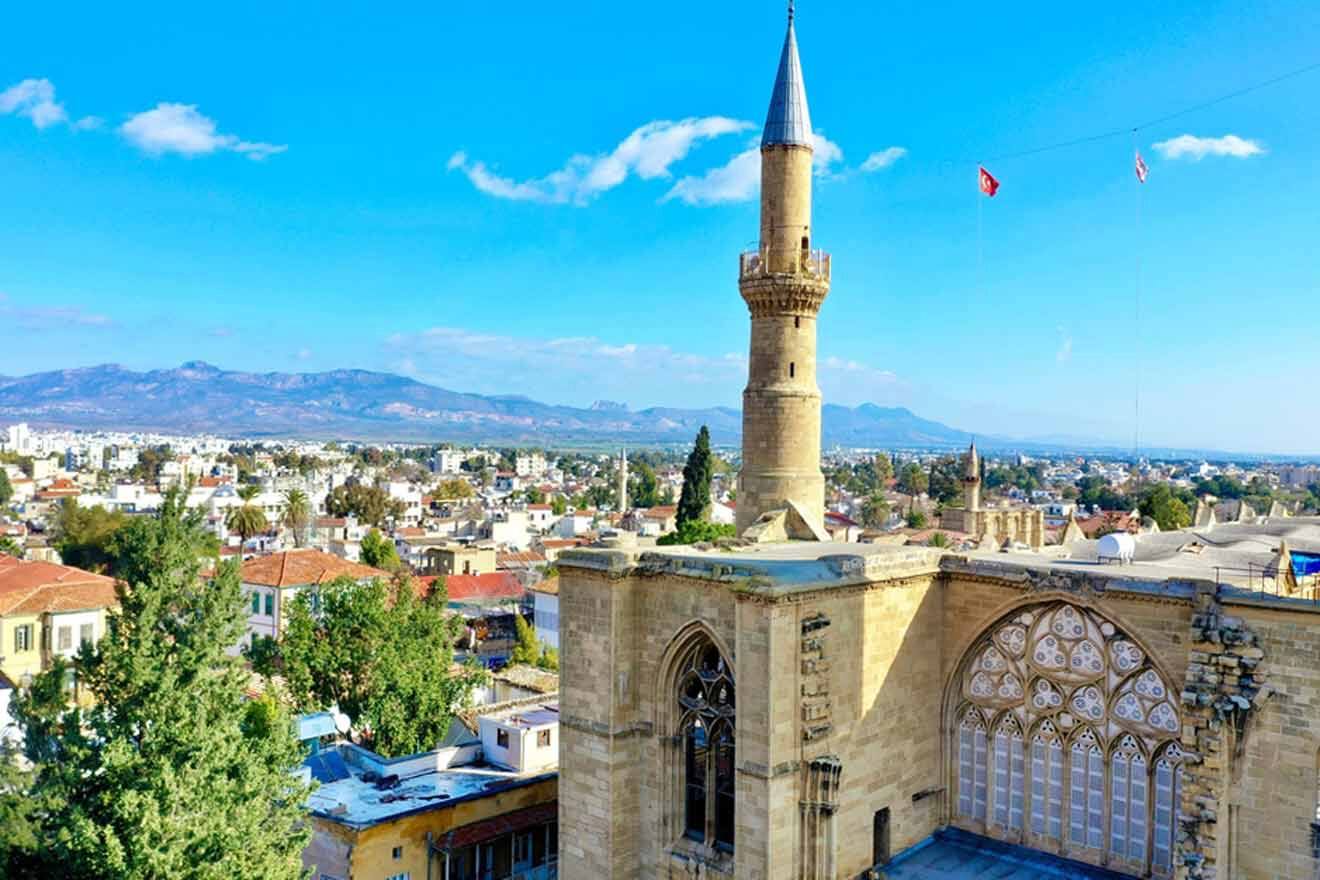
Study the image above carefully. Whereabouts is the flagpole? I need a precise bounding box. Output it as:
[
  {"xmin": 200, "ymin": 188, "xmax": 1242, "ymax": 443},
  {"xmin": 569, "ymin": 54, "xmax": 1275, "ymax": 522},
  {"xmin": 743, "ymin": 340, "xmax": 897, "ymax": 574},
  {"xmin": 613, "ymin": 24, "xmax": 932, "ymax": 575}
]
[
  {"xmin": 1132, "ymin": 134, "xmax": 1144, "ymax": 484},
  {"xmin": 976, "ymin": 164, "xmax": 984, "ymax": 299}
]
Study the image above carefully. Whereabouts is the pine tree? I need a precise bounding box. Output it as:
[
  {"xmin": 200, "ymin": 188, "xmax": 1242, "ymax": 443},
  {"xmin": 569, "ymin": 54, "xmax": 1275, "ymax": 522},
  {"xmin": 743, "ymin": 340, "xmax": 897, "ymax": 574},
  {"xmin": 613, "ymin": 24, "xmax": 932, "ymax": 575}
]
[
  {"xmin": 676, "ymin": 425, "xmax": 713, "ymax": 527},
  {"xmin": 9, "ymin": 492, "xmax": 311, "ymax": 879}
]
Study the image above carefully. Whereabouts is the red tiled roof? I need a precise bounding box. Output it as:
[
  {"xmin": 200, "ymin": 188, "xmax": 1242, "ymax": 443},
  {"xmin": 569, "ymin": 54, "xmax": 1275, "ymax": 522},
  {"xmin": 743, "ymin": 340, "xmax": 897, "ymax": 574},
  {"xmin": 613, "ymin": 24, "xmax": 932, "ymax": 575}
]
[
  {"xmin": 240, "ymin": 549, "xmax": 387, "ymax": 588},
  {"xmin": 529, "ymin": 576, "xmax": 559, "ymax": 596},
  {"xmin": 421, "ymin": 571, "xmax": 525, "ymax": 603},
  {"xmin": 498, "ymin": 550, "xmax": 547, "ymax": 568},
  {"xmin": 0, "ymin": 555, "xmax": 118, "ymax": 616}
]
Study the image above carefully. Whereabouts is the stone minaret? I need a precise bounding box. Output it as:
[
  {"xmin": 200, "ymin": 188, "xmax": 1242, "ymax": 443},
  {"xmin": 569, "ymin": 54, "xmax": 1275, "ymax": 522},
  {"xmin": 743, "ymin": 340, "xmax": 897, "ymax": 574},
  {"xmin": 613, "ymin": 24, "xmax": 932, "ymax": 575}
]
[
  {"xmin": 617, "ymin": 448, "xmax": 628, "ymax": 514},
  {"xmin": 736, "ymin": 5, "xmax": 829, "ymax": 534},
  {"xmin": 962, "ymin": 441, "xmax": 982, "ymax": 511}
]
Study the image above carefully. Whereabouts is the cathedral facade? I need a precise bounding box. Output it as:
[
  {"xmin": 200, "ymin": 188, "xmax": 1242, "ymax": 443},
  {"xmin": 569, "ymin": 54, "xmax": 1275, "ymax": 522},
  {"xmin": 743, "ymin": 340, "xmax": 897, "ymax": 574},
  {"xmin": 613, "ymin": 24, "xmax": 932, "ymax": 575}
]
[{"xmin": 557, "ymin": 8, "xmax": 1320, "ymax": 880}]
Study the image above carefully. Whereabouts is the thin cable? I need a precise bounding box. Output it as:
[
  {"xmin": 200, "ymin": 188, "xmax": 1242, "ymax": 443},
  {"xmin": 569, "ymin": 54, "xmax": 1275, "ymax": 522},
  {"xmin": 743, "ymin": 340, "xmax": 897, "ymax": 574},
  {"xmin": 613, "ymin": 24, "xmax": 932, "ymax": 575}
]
[
  {"xmin": 978, "ymin": 58, "xmax": 1320, "ymax": 164},
  {"xmin": 1132, "ymin": 139, "xmax": 1145, "ymax": 486}
]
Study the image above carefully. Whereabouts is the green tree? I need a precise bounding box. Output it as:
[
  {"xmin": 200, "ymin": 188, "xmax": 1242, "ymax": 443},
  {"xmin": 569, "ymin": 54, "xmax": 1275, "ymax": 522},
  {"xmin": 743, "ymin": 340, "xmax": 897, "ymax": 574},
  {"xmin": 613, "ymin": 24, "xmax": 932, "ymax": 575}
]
[
  {"xmin": 434, "ymin": 478, "xmax": 474, "ymax": 500},
  {"xmin": 281, "ymin": 488, "xmax": 310, "ymax": 548},
  {"xmin": 128, "ymin": 444, "xmax": 173, "ymax": 484},
  {"xmin": 859, "ymin": 493, "xmax": 890, "ymax": 529},
  {"xmin": 906, "ymin": 509, "xmax": 929, "ymax": 529},
  {"xmin": 550, "ymin": 495, "xmax": 568, "ymax": 516},
  {"xmin": 676, "ymin": 426, "xmax": 714, "ymax": 528},
  {"xmin": 278, "ymin": 576, "xmax": 484, "ymax": 758},
  {"xmin": 630, "ymin": 462, "xmax": 661, "ymax": 508},
  {"xmin": 0, "ymin": 469, "xmax": 12, "ymax": 507},
  {"xmin": 359, "ymin": 528, "xmax": 401, "ymax": 571},
  {"xmin": 1138, "ymin": 484, "xmax": 1192, "ymax": 531},
  {"xmin": 927, "ymin": 531, "xmax": 951, "ymax": 548},
  {"xmin": 926, "ymin": 456, "xmax": 964, "ymax": 507},
  {"xmin": 0, "ymin": 742, "xmax": 40, "ymax": 872},
  {"xmin": 9, "ymin": 495, "xmax": 311, "ymax": 879},
  {"xmin": 510, "ymin": 614, "xmax": 541, "ymax": 666},
  {"xmin": 51, "ymin": 499, "xmax": 128, "ymax": 573},
  {"xmin": 225, "ymin": 502, "xmax": 268, "ymax": 549},
  {"xmin": 656, "ymin": 520, "xmax": 737, "ymax": 546},
  {"xmin": 896, "ymin": 462, "xmax": 928, "ymax": 513},
  {"xmin": 873, "ymin": 452, "xmax": 894, "ymax": 486},
  {"xmin": 325, "ymin": 482, "xmax": 405, "ymax": 527},
  {"xmin": 524, "ymin": 487, "xmax": 546, "ymax": 505}
]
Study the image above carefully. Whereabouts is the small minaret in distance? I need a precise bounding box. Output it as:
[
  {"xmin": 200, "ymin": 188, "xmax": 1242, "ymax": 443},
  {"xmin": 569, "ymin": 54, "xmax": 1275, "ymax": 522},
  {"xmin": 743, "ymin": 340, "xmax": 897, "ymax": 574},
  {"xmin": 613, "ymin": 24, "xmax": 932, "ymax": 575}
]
[
  {"xmin": 962, "ymin": 441, "xmax": 982, "ymax": 511},
  {"xmin": 617, "ymin": 448, "xmax": 629, "ymax": 515},
  {"xmin": 735, "ymin": 2, "xmax": 830, "ymax": 534}
]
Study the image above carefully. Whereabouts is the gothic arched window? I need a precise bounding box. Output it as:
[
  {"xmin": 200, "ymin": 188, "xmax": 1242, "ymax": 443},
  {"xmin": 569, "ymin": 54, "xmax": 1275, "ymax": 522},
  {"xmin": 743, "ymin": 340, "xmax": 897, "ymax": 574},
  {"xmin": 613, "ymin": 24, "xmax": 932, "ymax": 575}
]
[
  {"xmin": 952, "ymin": 600, "xmax": 1183, "ymax": 877},
  {"xmin": 676, "ymin": 640, "xmax": 735, "ymax": 852}
]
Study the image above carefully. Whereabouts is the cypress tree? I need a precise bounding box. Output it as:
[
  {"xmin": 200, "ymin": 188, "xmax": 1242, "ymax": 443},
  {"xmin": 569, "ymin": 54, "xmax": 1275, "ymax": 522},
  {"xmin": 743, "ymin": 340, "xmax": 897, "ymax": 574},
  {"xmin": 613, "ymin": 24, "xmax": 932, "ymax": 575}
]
[{"xmin": 677, "ymin": 425, "xmax": 714, "ymax": 527}]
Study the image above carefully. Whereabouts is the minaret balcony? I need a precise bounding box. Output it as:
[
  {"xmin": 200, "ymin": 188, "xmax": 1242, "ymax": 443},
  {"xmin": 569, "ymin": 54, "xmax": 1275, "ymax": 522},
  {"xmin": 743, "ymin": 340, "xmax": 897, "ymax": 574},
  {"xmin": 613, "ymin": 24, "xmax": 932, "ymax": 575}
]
[{"xmin": 739, "ymin": 247, "xmax": 831, "ymax": 283}]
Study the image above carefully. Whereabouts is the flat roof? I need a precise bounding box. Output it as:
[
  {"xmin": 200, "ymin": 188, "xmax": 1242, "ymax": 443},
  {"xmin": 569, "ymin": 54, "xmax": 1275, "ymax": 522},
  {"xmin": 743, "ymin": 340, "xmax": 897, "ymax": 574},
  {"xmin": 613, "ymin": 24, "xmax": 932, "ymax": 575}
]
[
  {"xmin": 306, "ymin": 746, "xmax": 554, "ymax": 829},
  {"xmin": 560, "ymin": 518, "xmax": 1320, "ymax": 609},
  {"xmin": 886, "ymin": 828, "xmax": 1136, "ymax": 879}
]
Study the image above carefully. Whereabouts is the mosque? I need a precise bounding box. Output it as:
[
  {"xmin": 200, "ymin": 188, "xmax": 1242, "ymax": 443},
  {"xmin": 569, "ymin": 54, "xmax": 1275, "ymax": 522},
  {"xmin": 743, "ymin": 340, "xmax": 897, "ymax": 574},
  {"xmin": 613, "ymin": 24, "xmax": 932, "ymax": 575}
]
[{"xmin": 557, "ymin": 8, "xmax": 1320, "ymax": 879}]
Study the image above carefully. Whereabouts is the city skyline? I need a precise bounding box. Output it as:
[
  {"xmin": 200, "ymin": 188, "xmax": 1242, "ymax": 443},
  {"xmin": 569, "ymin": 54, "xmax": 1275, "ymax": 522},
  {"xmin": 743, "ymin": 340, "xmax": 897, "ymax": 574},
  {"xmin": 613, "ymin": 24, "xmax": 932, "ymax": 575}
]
[{"xmin": 3, "ymin": 1, "xmax": 1319, "ymax": 453}]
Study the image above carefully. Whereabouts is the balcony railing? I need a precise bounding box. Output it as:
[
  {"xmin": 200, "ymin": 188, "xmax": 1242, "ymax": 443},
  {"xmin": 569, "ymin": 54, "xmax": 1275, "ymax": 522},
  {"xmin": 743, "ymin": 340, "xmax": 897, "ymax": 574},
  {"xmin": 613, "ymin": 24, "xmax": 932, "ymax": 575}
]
[{"xmin": 739, "ymin": 247, "xmax": 831, "ymax": 282}]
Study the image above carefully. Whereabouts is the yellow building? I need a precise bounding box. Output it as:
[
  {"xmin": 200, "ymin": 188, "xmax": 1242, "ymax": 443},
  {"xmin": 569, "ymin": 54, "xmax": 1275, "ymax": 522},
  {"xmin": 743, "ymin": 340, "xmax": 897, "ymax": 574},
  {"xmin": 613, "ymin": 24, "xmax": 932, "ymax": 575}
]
[
  {"xmin": 303, "ymin": 700, "xmax": 560, "ymax": 880},
  {"xmin": 0, "ymin": 554, "xmax": 118, "ymax": 688}
]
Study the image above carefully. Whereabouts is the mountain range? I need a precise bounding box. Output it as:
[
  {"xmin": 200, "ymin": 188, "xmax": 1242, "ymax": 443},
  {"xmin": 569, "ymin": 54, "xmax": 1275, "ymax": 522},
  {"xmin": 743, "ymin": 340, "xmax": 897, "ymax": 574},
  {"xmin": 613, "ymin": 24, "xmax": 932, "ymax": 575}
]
[{"xmin": 0, "ymin": 361, "xmax": 974, "ymax": 448}]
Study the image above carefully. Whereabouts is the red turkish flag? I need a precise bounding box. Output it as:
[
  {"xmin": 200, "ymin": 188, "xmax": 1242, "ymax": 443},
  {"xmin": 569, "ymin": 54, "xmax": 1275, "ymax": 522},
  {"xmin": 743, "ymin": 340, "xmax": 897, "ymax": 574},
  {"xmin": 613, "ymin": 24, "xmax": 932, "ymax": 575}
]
[{"xmin": 978, "ymin": 166, "xmax": 1000, "ymax": 197}]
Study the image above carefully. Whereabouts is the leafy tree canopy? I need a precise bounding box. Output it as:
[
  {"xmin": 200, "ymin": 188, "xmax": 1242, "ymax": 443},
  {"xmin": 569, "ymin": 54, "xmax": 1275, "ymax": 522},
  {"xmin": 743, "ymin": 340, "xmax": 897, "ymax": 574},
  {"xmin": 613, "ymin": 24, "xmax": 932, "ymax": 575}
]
[
  {"xmin": 325, "ymin": 481, "xmax": 405, "ymax": 527},
  {"xmin": 9, "ymin": 494, "xmax": 310, "ymax": 879},
  {"xmin": 656, "ymin": 520, "xmax": 736, "ymax": 546},
  {"xmin": 52, "ymin": 499, "xmax": 128, "ymax": 574},
  {"xmin": 359, "ymin": 528, "xmax": 401, "ymax": 572},
  {"xmin": 275, "ymin": 576, "xmax": 484, "ymax": 758}
]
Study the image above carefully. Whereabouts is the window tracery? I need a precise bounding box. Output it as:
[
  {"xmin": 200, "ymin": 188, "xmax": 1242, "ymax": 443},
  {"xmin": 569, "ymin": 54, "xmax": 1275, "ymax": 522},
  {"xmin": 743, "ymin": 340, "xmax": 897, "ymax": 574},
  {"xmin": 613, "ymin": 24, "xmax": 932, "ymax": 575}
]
[
  {"xmin": 954, "ymin": 601, "xmax": 1183, "ymax": 877},
  {"xmin": 675, "ymin": 640, "xmax": 736, "ymax": 853}
]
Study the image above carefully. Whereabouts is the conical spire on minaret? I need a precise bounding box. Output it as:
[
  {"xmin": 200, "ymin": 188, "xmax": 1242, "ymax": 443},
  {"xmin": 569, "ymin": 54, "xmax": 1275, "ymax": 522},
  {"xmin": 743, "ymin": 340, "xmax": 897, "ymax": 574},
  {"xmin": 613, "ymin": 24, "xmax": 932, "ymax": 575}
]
[
  {"xmin": 963, "ymin": 440, "xmax": 980, "ymax": 480},
  {"xmin": 762, "ymin": 2, "xmax": 813, "ymax": 148}
]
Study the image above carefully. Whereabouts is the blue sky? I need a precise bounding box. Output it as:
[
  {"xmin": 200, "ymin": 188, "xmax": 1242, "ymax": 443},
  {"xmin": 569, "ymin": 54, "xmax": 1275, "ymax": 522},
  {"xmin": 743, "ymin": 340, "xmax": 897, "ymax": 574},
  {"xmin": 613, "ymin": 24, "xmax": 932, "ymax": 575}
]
[{"xmin": 2, "ymin": 1, "xmax": 1318, "ymax": 454}]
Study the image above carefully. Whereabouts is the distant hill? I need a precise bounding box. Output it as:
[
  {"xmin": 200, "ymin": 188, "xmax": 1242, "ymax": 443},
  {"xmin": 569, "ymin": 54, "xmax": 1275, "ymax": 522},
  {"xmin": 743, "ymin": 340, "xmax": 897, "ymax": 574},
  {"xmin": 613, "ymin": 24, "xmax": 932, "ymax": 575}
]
[{"xmin": 0, "ymin": 361, "xmax": 973, "ymax": 447}]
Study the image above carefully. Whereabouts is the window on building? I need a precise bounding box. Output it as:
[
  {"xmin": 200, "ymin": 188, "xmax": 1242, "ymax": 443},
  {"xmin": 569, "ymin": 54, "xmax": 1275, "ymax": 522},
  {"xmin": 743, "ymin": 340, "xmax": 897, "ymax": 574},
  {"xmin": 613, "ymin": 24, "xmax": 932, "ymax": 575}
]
[
  {"xmin": 794, "ymin": 316, "xmax": 801, "ymax": 329},
  {"xmin": 675, "ymin": 638, "xmax": 736, "ymax": 852},
  {"xmin": 496, "ymin": 729, "xmax": 509, "ymax": 749},
  {"xmin": 80, "ymin": 623, "xmax": 94, "ymax": 646},
  {"xmin": 392, "ymin": 845, "xmax": 403, "ymax": 860},
  {"xmin": 14, "ymin": 624, "xmax": 32, "ymax": 653},
  {"xmin": 264, "ymin": 593, "xmax": 274, "ymax": 616},
  {"xmin": 251, "ymin": 592, "xmax": 260, "ymax": 614},
  {"xmin": 384, "ymin": 874, "xmax": 409, "ymax": 880},
  {"xmin": 56, "ymin": 625, "xmax": 72, "ymax": 651},
  {"xmin": 952, "ymin": 601, "xmax": 1183, "ymax": 876},
  {"xmin": 789, "ymin": 362, "xmax": 795, "ymax": 378},
  {"xmin": 873, "ymin": 807, "xmax": 891, "ymax": 866},
  {"xmin": 537, "ymin": 728, "xmax": 552, "ymax": 748}
]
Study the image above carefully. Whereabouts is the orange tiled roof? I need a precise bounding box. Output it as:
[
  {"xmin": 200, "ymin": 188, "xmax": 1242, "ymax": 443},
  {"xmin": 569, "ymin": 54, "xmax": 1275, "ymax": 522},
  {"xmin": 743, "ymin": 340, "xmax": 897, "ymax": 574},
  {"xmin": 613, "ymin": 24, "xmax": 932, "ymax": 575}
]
[
  {"xmin": 239, "ymin": 549, "xmax": 387, "ymax": 588},
  {"xmin": 0, "ymin": 555, "xmax": 118, "ymax": 616}
]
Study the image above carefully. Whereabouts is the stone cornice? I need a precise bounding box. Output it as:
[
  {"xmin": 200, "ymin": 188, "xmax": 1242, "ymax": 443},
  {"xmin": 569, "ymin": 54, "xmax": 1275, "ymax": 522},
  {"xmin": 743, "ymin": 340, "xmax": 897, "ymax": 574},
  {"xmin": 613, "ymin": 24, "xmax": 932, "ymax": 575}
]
[{"xmin": 739, "ymin": 275, "xmax": 829, "ymax": 317}]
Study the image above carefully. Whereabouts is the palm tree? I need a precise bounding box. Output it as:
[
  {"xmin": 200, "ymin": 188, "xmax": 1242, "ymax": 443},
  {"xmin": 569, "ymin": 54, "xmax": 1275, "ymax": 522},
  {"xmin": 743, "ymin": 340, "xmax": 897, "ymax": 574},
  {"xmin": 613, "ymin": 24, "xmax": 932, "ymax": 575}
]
[
  {"xmin": 226, "ymin": 502, "xmax": 268, "ymax": 555},
  {"xmin": 237, "ymin": 484, "xmax": 261, "ymax": 503},
  {"xmin": 282, "ymin": 488, "xmax": 310, "ymax": 548}
]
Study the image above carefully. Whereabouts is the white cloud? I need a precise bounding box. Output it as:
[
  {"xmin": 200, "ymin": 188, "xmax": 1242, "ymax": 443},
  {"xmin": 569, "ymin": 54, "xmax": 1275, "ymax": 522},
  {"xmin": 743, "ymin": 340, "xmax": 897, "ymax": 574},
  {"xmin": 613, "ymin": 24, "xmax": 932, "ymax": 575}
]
[
  {"xmin": 0, "ymin": 294, "xmax": 113, "ymax": 328},
  {"xmin": 664, "ymin": 147, "xmax": 760, "ymax": 205},
  {"xmin": 73, "ymin": 115, "xmax": 102, "ymax": 131},
  {"xmin": 387, "ymin": 325, "xmax": 897, "ymax": 407},
  {"xmin": 295, "ymin": 348, "xmax": 312, "ymax": 361},
  {"xmin": 812, "ymin": 132, "xmax": 844, "ymax": 176},
  {"xmin": 861, "ymin": 146, "xmax": 907, "ymax": 172},
  {"xmin": 0, "ymin": 78, "xmax": 68, "ymax": 129},
  {"xmin": 448, "ymin": 116, "xmax": 752, "ymax": 205},
  {"xmin": 119, "ymin": 103, "xmax": 286, "ymax": 160},
  {"xmin": 1055, "ymin": 328, "xmax": 1073, "ymax": 364},
  {"xmin": 1151, "ymin": 134, "xmax": 1263, "ymax": 161}
]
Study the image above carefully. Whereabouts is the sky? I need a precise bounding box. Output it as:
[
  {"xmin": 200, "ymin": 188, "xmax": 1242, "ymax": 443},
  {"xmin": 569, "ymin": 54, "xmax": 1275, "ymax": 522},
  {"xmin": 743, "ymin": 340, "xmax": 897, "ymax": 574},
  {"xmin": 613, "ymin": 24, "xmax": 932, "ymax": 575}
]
[{"xmin": 2, "ymin": 1, "xmax": 1318, "ymax": 454}]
